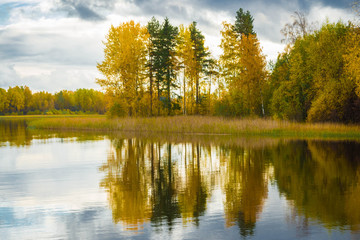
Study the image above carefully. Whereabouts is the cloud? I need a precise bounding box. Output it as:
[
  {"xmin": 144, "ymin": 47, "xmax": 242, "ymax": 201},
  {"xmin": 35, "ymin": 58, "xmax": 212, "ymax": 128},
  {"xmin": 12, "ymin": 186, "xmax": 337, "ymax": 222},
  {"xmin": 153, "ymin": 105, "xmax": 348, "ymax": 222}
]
[
  {"xmin": 52, "ymin": 0, "xmax": 119, "ymax": 21},
  {"xmin": 0, "ymin": 16, "xmax": 107, "ymax": 64},
  {"xmin": 0, "ymin": 63, "xmax": 100, "ymax": 92},
  {"xmin": 0, "ymin": 0, "xmax": 357, "ymax": 92}
]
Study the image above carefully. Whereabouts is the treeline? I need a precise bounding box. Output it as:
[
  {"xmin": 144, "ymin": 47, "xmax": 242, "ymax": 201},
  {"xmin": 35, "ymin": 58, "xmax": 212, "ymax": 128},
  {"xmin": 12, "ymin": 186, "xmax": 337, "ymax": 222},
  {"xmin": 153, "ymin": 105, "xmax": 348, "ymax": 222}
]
[
  {"xmin": 0, "ymin": 86, "xmax": 107, "ymax": 115},
  {"xmin": 269, "ymin": 21, "xmax": 360, "ymax": 122},
  {"xmin": 97, "ymin": 9, "xmax": 266, "ymax": 117},
  {"xmin": 96, "ymin": 7, "xmax": 360, "ymax": 122},
  {"xmin": 2, "ymin": 9, "xmax": 359, "ymax": 122}
]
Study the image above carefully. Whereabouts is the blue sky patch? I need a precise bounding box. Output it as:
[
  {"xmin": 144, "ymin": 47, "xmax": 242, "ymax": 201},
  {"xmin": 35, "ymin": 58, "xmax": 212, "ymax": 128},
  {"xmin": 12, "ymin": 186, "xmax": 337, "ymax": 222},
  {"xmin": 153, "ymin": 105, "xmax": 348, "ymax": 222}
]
[{"xmin": 0, "ymin": 2, "xmax": 33, "ymax": 25}]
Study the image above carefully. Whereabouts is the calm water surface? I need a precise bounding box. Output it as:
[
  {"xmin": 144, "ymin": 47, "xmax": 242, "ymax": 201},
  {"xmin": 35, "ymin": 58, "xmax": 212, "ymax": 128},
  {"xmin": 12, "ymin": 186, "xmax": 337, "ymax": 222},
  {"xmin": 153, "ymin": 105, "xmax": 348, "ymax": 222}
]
[{"xmin": 0, "ymin": 119, "xmax": 360, "ymax": 239}]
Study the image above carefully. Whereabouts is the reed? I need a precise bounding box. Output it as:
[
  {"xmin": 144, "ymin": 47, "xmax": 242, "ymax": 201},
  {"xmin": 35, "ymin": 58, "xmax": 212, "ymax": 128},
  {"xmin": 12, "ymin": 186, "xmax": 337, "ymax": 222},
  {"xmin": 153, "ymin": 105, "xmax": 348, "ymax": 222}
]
[{"xmin": 23, "ymin": 115, "xmax": 360, "ymax": 139}]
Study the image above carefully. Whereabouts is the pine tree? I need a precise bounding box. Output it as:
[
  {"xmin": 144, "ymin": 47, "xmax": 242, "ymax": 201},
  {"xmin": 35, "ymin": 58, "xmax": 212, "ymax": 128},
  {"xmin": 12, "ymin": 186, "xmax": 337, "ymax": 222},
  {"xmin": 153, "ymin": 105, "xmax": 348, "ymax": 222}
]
[
  {"xmin": 189, "ymin": 21, "xmax": 209, "ymax": 114},
  {"xmin": 147, "ymin": 17, "xmax": 160, "ymax": 116},
  {"xmin": 154, "ymin": 18, "xmax": 178, "ymax": 115},
  {"xmin": 234, "ymin": 8, "xmax": 255, "ymax": 37}
]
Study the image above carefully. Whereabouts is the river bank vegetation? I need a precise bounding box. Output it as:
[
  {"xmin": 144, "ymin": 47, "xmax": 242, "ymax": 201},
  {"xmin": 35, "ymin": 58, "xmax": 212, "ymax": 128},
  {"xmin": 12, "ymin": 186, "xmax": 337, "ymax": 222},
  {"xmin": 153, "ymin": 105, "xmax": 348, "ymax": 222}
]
[
  {"xmin": 1, "ymin": 6, "xmax": 360, "ymax": 124},
  {"xmin": 16, "ymin": 115, "xmax": 360, "ymax": 139}
]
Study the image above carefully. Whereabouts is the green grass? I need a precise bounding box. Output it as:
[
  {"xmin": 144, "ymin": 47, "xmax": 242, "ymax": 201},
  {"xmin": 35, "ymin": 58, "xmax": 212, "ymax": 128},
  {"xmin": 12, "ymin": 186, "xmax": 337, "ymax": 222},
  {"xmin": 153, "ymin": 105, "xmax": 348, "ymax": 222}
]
[{"xmin": 19, "ymin": 115, "xmax": 360, "ymax": 140}]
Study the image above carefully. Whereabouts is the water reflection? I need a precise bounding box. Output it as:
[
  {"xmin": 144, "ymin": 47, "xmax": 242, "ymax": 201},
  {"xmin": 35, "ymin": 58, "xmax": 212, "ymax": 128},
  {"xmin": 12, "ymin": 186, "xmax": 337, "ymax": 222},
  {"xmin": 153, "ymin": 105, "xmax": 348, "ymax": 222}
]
[
  {"xmin": 0, "ymin": 119, "xmax": 32, "ymax": 146},
  {"xmin": 1, "ymin": 119, "xmax": 360, "ymax": 239},
  {"xmin": 99, "ymin": 137, "xmax": 274, "ymax": 237},
  {"xmin": 221, "ymin": 146, "xmax": 270, "ymax": 237},
  {"xmin": 99, "ymin": 136, "xmax": 360, "ymax": 238},
  {"xmin": 0, "ymin": 119, "xmax": 106, "ymax": 146},
  {"xmin": 273, "ymin": 140, "xmax": 360, "ymax": 233}
]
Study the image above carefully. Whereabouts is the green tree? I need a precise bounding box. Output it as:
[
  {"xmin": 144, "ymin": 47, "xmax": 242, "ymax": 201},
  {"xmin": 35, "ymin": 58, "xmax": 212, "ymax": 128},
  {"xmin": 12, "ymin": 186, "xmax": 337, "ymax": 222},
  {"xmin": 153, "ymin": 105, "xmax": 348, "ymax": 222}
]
[
  {"xmin": 147, "ymin": 17, "xmax": 161, "ymax": 116},
  {"xmin": 153, "ymin": 18, "xmax": 179, "ymax": 115},
  {"xmin": 190, "ymin": 21, "xmax": 210, "ymax": 114},
  {"xmin": 234, "ymin": 8, "xmax": 255, "ymax": 36},
  {"xmin": 270, "ymin": 21, "xmax": 360, "ymax": 122},
  {"xmin": 74, "ymin": 89, "xmax": 93, "ymax": 112},
  {"xmin": 54, "ymin": 90, "xmax": 76, "ymax": 111}
]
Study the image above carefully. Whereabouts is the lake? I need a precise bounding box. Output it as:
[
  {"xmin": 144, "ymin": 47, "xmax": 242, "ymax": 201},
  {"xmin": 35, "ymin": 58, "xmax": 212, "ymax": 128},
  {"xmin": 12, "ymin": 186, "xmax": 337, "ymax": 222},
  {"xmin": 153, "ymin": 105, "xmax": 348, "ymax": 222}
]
[{"xmin": 0, "ymin": 119, "xmax": 359, "ymax": 239}]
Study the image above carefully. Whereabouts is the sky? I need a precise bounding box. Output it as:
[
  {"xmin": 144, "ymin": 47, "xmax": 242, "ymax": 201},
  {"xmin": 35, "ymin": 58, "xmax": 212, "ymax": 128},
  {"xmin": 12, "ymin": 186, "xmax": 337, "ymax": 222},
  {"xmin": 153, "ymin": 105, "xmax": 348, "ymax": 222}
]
[{"xmin": 0, "ymin": 0, "xmax": 357, "ymax": 92}]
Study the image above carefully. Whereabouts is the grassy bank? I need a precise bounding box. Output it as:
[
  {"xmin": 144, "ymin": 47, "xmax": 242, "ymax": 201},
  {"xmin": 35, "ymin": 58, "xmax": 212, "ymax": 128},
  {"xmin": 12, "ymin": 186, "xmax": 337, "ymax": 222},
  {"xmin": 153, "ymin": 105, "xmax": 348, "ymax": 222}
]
[
  {"xmin": 0, "ymin": 114, "xmax": 102, "ymax": 119},
  {"xmin": 20, "ymin": 115, "xmax": 360, "ymax": 139}
]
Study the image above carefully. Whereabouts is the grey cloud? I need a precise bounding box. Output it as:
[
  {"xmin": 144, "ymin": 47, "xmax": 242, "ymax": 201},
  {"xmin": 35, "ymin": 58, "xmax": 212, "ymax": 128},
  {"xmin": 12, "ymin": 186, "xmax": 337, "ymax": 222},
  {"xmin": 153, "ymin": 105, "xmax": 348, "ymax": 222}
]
[
  {"xmin": 189, "ymin": 0, "xmax": 352, "ymax": 12},
  {"xmin": 0, "ymin": 27, "xmax": 103, "ymax": 66},
  {"xmin": 55, "ymin": 0, "xmax": 117, "ymax": 21},
  {"xmin": 75, "ymin": 4, "xmax": 103, "ymax": 21}
]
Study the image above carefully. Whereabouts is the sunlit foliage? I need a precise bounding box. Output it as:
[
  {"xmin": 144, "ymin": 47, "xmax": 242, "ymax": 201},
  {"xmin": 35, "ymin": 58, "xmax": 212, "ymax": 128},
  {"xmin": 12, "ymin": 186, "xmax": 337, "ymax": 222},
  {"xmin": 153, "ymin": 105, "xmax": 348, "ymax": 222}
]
[
  {"xmin": 97, "ymin": 21, "xmax": 149, "ymax": 117},
  {"xmin": 270, "ymin": 21, "xmax": 360, "ymax": 122}
]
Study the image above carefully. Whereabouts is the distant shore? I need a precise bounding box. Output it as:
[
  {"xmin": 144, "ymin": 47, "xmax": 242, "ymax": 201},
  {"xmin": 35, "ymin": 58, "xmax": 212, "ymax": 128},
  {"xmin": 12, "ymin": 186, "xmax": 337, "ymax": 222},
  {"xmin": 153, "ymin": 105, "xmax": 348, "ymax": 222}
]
[{"xmin": 2, "ymin": 115, "xmax": 360, "ymax": 140}]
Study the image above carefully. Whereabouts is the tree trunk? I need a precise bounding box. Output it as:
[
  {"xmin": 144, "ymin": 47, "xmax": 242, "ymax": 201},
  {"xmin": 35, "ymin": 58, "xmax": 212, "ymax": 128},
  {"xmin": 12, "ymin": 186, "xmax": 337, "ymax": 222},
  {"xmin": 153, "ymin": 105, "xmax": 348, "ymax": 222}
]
[
  {"xmin": 150, "ymin": 69, "xmax": 153, "ymax": 117},
  {"xmin": 183, "ymin": 68, "xmax": 186, "ymax": 115},
  {"xmin": 157, "ymin": 80, "xmax": 160, "ymax": 116}
]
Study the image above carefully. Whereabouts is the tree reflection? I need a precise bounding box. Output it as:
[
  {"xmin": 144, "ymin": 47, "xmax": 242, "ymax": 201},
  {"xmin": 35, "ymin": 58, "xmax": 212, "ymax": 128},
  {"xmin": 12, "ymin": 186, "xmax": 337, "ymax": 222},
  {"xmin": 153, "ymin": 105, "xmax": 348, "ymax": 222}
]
[
  {"xmin": 0, "ymin": 119, "xmax": 32, "ymax": 146},
  {"xmin": 0, "ymin": 119, "xmax": 107, "ymax": 146},
  {"xmin": 177, "ymin": 143, "xmax": 209, "ymax": 226},
  {"xmin": 150, "ymin": 143, "xmax": 181, "ymax": 230},
  {"xmin": 101, "ymin": 139, "xmax": 207, "ymax": 230},
  {"xmin": 100, "ymin": 139, "xmax": 214, "ymax": 231},
  {"xmin": 99, "ymin": 136, "xmax": 360, "ymax": 236},
  {"xmin": 272, "ymin": 140, "xmax": 360, "ymax": 232},
  {"xmin": 220, "ymin": 146, "xmax": 270, "ymax": 237},
  {"xmin": 99, "ymin": 139, "xmax": 152, "ymax": 230}
]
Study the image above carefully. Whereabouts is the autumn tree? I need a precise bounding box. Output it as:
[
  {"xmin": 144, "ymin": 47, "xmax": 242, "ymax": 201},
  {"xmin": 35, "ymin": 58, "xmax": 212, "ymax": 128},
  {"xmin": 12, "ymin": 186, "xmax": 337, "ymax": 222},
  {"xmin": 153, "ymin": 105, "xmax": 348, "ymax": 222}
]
[
  {"xmin": 0, "ymin": 88, "xmax": 9, "ymax": 114},
  {"xmin": 176, "ymin": 24, "xmax": 195, "ymax": 115},
  {"xmin": 7, "ymin": 86, "xmax": 25, "ymax": 113},
  {"xmin": 239, "ymin": 34, "xmax": 267, "ymax": 115},
  {"xmin": 176, "ymin": 23, "xmax": 210, "ymax": 115},
  {"xmin": 344, "ymin": 26, "xmax": 360, "ymax": 98},
  {"xmin": 97, "ymin": 21, "xmax": 149, "ymax": 117},
  {"xmin": 220, "ymin": 22, "xmax": 241, "ymax": 87},
  {"xmin": 54, "ymin": 90, "xmax": 75, "ymax": 111},
  {"xmin": 219, "ymin": 9, "xmax": 267, "ymax": 116},
  {"xmin": 31, "ymin": 91, "xmax": 54, "ymax": 113},
  {"xmin": 23, "ymin": 86, "xmax": 32, "ymax": 114},
  {"xmin": 270, "ymin": 21, "xmax": 360, "ymax": 122}
]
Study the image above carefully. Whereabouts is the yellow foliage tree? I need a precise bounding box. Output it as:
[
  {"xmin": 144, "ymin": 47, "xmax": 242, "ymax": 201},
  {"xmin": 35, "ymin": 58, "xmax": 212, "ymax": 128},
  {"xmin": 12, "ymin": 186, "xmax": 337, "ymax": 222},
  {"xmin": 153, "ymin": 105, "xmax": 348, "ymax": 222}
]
[
  {"xmin": 220, "ymin": 22, "xmax": 241, "ymax": 87},
  {"xmin": 344, "ymin": 27, "xmax": 360, "ymax": 97},
  {"xmin": 238, "ymin": 34, "xmax": 267, "ymax": 115},
  {"xmin": 220, "ymin": 21, "xmax": 267, "ymax": 116},
  {"xmin": 97, "ymin": 21, "xmax": 149, "ymax": 116},
  {"xmin": 176, "ymin": 25, "xmax": 196, "ymax": 114}
]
